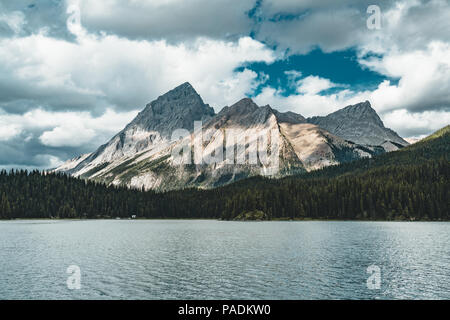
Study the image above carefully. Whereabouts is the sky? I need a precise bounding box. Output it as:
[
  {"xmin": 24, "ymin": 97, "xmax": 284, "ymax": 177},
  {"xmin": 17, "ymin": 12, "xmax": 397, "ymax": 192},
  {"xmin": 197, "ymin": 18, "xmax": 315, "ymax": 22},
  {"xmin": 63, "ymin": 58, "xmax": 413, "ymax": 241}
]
[{"xmin": 0, "ymin": 0, "xmax": 449, "ymax": 169}]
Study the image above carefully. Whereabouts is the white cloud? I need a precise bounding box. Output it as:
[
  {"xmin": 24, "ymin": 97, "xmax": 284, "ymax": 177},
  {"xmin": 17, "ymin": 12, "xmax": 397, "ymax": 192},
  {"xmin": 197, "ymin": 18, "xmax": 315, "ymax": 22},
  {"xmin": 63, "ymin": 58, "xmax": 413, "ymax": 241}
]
[
  {"xmin": 361, "ymin": 0, "xmax": 450, "ymax": 54},
  {"xmin": 1, "ymin": 108, "xmax": 138, "ymax": 146},
  {"xmin": 40, "ymin": 126, "xmax": 96, "ymax": 147},
  {"xmin": 0, "ymin": 29, "xmax": 275, "ymax": 113},
  {"xmin": 355, "ymin": 42, "xmax": 450, "ymax": 113},
  {"xmin": 383, "ymin": 109, "xmax": 450, "ymax": 137},
  {"xmin": 0, "ymin": 107, "xmax": 139, "ymax": 168},
  {"xmin": 297, "ymin": 76, "xmax": 339, "ymax": 95},
  {"xmin": 0, "ymin": 123, "xmax": 21, "ymax": 141},
  {"xmin": 254, "ymin": 84, "xmax": 354, "ymax": 117},
  {"xmin": 255, "ymin": 72, "xmax": 450, "ymax": 138}
]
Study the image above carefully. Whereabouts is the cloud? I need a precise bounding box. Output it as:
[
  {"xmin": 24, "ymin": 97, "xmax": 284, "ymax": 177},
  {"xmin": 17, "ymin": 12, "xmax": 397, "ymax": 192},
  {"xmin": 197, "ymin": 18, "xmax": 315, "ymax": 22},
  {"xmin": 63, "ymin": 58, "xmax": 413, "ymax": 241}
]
[
  {"xmin": 284, "ymin": 70, "xmax": 302, "ymax": 88},
  {"xmin": 362, "ymin": 0, "xmax": 450, "ymax": 54},
  {"xmin": 355, "ymin": 42, "xmax": 450, "ymax": 113},
  {"xmin": 296, "ymin": 76, "xmax": 340, "ymax": 95},
  {"xmin": 254, "ymin": 83, "xmax": 354, "ymax": 117},
  {"xmin": 0, "ymin": 0, "xmax": 72, "ymax": 40},
  {"xmin": 255, "ymin": 0, "xmax": 450, "ymax": 55},
  {"xmin": 0, "ymin": 108, "xmax": 138, "ymax": 168},
  {"xmin": 383, "ymin": 109, "xmax": 450, "ymax": 137},
  {"xmin": 40, "ymin": 126, "xmax": 96, "ymax": 148},
  {"xmin": 260, "ymin": 0, "xmax": 388, "ymax": 15},
  {"xmin": 77, "ymin": 0, "xmax": 256, "ymax": 41},
  {"xmin": 257, "ymin": 7, "xmax": 367, "ymax": 54},
  {"xmin": 0, "ymin": 123, "xmax": 21, "ymax": 141},
  {"xmin": 0, "ymin": 11, "xmax": 26, "ymax": 34},
  {"xmin": 0, "ymin": 27, "xmax": 275, "ymax": 114}
]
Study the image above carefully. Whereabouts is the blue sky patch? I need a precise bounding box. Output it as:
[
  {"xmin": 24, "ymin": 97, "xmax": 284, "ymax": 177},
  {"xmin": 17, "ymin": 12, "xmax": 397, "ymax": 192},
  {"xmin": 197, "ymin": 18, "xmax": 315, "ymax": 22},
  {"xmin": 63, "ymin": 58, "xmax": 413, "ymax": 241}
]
[{"xmin": 237, "ymin": 48, "xmax": 399, "ymax": 97}]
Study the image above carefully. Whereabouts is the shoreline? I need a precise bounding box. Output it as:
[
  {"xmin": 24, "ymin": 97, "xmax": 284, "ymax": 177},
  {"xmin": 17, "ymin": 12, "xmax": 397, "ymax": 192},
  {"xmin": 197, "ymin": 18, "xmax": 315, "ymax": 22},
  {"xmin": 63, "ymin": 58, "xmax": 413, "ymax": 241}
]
[{"xmin": 1, "ymin": 218, "xmax": 448, "ymax": 222}]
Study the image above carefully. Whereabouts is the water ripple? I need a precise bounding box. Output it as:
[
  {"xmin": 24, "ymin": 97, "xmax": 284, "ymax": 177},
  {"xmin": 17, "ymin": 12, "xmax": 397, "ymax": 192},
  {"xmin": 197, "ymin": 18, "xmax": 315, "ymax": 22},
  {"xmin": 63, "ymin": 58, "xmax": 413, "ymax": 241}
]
[{"xmin": 0, "ymin": 220, "xmax": 449, "ymax": 299}]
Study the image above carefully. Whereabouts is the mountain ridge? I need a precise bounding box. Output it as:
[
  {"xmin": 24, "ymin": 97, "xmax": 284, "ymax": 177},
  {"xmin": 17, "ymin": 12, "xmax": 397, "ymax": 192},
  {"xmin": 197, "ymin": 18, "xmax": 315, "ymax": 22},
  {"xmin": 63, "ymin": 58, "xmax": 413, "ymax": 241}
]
[{"xmin": 56, "ymin": 83, "xmax": 408, "ymax": 190}]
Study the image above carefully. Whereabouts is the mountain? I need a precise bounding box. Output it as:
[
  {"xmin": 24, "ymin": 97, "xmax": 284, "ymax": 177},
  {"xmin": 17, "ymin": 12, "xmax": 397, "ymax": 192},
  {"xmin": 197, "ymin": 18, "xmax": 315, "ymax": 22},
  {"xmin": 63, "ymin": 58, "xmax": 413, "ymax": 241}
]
[
  {"xmin": 62, "ymin": 82, "xmax": 215, "ymax": 178},
  {"xmin": 5, "ymin": 125, "xmax": 449, "ymax": 220},
  {"xmin": 56, "ymin": 83, "xmax": 406, "ymax": 191},
  {"xmin": 307, "ymin": 101, "xmax": 409, "ymax": 149}
]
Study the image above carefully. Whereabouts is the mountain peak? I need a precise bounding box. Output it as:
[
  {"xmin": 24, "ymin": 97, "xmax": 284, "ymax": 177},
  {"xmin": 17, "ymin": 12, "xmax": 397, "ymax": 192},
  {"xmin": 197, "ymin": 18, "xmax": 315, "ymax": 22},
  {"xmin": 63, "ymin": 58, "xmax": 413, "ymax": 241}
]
[
  {"xmin": 338, "ymin": 101, "xmax": 382, "ymax": 125},
  {"xmin": 130, "ymin": 82, "xmax": 214, "ymax": 133},
  {"xmin": 308, "ymin": 101, "xmax": 408, "ymax": 146},
  {"xmin": 172, "ymin": 81, "xmax": 194, "ymax": 91},
  {"xmin": 212, "ymin": 98, "xmax": 274, "ymax": 128},
  {"xmin": 157, "ymin": 82, "xmax": 199, "ymax": 101},
  {"xmin": 232, "ymin": 98, "xmax": 259, "ymax": 111},
  {"xmin": 313, "ymin": 101, "xmax": 383, "ymax": 128},
  {"xmin": 218, "ymin": 98, "xmax": 259, "ymax": 116},
  {"xmin": 351, "ymin": 100, "xmax": 373, "ymax": 112}
]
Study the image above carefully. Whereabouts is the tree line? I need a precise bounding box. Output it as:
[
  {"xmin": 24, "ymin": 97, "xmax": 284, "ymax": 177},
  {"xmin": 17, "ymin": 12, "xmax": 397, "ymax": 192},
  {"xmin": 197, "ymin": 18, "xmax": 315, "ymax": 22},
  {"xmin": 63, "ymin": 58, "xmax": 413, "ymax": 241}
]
[{"xmin": 0, "ymin": 159, "xmax": 448, "ymax": 221}]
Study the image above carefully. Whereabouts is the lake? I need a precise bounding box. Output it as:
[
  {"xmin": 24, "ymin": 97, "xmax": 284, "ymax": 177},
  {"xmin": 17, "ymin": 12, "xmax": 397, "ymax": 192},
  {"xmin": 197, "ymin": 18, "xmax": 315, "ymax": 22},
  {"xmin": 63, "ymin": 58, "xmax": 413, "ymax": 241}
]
[{"xmin": 0, "ymin": 220, "xmax": 449, "ymax": 299}]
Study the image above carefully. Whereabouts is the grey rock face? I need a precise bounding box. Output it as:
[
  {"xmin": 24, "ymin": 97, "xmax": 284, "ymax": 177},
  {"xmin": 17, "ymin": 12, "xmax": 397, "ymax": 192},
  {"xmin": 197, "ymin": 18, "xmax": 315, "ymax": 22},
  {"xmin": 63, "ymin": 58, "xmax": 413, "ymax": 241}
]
[
  {"xmin": 130, "ymin": 82, "xmax": 215, "ymax": 137},
  {"xmin": 307, "ymin": 101, "xmax": 408, "ymax": 147}
]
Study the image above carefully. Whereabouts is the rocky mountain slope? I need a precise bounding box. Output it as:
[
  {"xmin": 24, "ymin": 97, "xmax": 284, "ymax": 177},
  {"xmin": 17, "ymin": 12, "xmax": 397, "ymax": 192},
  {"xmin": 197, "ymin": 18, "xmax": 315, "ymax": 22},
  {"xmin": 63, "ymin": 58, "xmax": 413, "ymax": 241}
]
[
  {"xmin": 308, "ymin": 101, "xmax": 409, "ymax": 148},
  {"xmin": 62, "ymin": 82, "xmax": 214, "ymax": 178},
  {"xmin": 57, "ymin": 83, "xmax": 406, "ymax": 190}
]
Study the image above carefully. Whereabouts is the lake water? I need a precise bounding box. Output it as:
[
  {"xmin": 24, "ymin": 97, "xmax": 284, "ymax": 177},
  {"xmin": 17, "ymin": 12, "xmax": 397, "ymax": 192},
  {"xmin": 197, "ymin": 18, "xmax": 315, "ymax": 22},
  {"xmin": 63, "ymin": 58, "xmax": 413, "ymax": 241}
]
[{"xmin": 0, "ymin": 220, "xmax": 449, "ymax": 300}]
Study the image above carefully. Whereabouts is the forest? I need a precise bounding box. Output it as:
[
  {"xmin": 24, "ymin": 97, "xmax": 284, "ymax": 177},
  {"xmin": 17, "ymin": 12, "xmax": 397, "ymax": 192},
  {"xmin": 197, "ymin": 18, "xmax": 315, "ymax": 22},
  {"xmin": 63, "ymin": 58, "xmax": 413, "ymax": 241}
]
[{"xmin": 0, "ymin": 126, "xmax": 449, "ymax": 221}]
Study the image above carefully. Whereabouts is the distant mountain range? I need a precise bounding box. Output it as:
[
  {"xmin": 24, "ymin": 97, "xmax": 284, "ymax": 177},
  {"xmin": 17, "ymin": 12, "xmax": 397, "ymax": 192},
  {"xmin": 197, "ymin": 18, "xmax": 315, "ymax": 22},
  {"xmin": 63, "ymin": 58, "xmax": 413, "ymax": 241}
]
[{"xmin": 56, "ymin": 82, "xmax": 410, "ymax": 190}]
